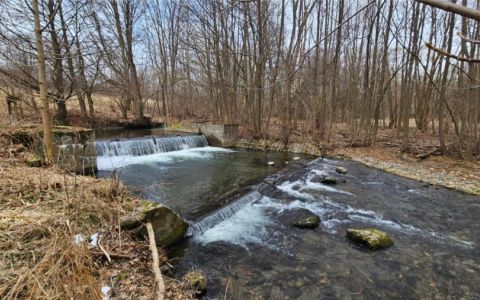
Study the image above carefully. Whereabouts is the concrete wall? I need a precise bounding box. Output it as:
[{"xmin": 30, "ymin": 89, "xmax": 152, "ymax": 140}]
[
  {"xmin": 234, "ymin": 139, "xmax": 322, "ymax": 156},
  {"xmin": 4, "ymin": 125, "xmax": 97, "ymax": 174},
  {"xmin": 170, "ymin": 123, "xmax": 239, "ymax": 147}
]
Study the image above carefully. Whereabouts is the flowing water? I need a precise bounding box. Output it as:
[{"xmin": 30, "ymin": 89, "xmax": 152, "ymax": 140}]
[
  {"xmin": 178, "ymin": 159, "xmax": 480, "ymax": 299},
  {"xmin": 95, "ymin": 133, "xmax": 311, "ymax": 219},
  {"xmin": 94, "ymin": 133, "xmax": 480, "ymax": 299}
]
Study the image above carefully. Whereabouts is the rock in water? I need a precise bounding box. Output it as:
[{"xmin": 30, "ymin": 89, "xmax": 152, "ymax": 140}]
[
  {"xmin": 121, "ymin": 201, "xmax": 188, "ymax": 248},
  {"xmin": 292, "ymin": 156, "xmax": 300, "ymax": 161},
  {"xmin": 183, "ymin": 271, "xmax": 207, "ymax": 296},
  {"xmin": 267, "ymin": 161, "xmax": 275, "ymax": 166},
  {"xmin": 278, "ymin": 208, "xmax": 320, "ymax": 229},
  {"xmin": 346, "ymin": 228, "xmax": 393, "ymax": 250},
  {"xmin": 321, "ymin": 176, "xmax": 337, "ymax": 185},
  {"xmin": 335, "ymin": 166, "xmax": 348, "ymax": 174},
  {"xmin": 293, "ymin": 215, "xmax": 320, "ymax": 229}
]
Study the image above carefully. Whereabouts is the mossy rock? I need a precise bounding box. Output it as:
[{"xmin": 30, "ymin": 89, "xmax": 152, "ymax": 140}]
[
  {"xmin": 25, "ymin": 153, "xmax": 42, "ymax": 167},
  {"xmin": 278, "ymin": 208, "xmax": 320, "ymax": 229},
  {"xmin": 346, "ymin": 228, "xmax": 393, "ymax": 250},
  {"xmin": 183, "ymin": 271, "xmax": 207, "ymax": 296},
  {"xmin": 121, "ymin": 201, "xmax": 188, "ymax": 248},
  {"xmin": 335, "ymin": 167, "xmax": 348, "ymax": 174},
  {"xmin": 293, "ymin": 215, "xmax": 320, "ymax": 229}
]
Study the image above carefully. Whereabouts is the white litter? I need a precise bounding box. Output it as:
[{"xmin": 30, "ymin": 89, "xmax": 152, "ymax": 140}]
[
  {"xmin": 101, "ymin": 285, "xmax": 111, "ymax": 300},
  {"xmin": 90, "ymin": 232, "xmax": 100, "ymax": 248},
  {"xmin": 74, "ymin": 234, "xmax": 84, "ymax": 244}
]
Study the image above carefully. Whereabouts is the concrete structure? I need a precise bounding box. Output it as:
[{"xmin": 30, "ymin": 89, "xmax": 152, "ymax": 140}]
[
  {"xmin": 170, "ymin": 123, "xmax": 239, "ymax": 147},
  {"xmin": 4, "ymin": 125, "xmax": 97, "ymax": 174}
]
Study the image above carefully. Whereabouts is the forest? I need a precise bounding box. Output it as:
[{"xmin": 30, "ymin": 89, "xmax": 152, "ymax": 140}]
[
  {"xmin": 0, "ymin": 0, "xmax": 479, "ymax": 158},
  {"xmin": 0, "ymin": 1, "xmax": 480, "ymax": 299}
]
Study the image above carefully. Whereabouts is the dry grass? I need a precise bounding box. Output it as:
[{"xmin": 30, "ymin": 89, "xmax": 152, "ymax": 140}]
[{"xmin": 0, "ymin": 137, "xmax": 191, "ymax": 300}]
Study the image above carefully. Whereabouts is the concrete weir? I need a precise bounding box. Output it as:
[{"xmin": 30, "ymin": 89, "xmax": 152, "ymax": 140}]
[{"xmin": 169, "ymin": 123, "xmax": 239, "ymax": 147}]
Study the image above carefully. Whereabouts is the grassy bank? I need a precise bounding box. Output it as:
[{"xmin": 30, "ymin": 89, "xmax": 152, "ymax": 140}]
[{"xmin": 0, "ymin": 138, "xmax": 191, "ymax": 299}]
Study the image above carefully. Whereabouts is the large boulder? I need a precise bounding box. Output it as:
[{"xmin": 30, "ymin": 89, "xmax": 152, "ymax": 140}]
[
  {"xmin": 346, "ymin": 228, "xmax": 393, "ymax": 250},
  {"xmin": 278, "ymin": 208, "xmax": 320, "ymax": 229},
  {"xmin": 121, "ymin": 201, "xmax": 188, "ymax": 248}
]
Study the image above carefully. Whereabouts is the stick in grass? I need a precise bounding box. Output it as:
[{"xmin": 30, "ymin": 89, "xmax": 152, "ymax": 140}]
[{"xmin": 146, "ymin": 222, "xmax": 165, "ymax": 300}]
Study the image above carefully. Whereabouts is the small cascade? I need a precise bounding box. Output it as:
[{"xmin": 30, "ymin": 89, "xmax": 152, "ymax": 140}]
[
  {"xmin": 187, "ymin": 191, "xmax": 263, "ymax": 237},
  {"xmin": 95, "ymin": 135, "xmax": 208, "ymax": 157}
]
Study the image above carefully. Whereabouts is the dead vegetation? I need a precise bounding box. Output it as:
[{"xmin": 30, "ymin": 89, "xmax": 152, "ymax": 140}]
[
  {"xmin": 0, "ymin": 137, "xmax": 192, "ymax": 300},
  {"xmin": 334, "ymin": 146, "xmax": 480, "ymax": 195}
]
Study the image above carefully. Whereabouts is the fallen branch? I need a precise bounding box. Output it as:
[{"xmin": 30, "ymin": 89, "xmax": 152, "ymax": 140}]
[
  {"xmin": 97, "ymin": 236, "xmax": 111, "ymax": 263},
  {"xmin": 415, "ymin": 148, "xmax": 441, "ymax": 160},
  {"xmin": 146, "ymin": 223, "xmax": 165, "ymax": 300}
]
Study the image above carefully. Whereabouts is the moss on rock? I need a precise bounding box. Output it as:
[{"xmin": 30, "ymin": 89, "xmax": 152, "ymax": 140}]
[
  {"xmin": 121, "ymin": 201, "xmax": 188, "ymax": 248},
  {"xmin": 293, "ymin": 215, "xmax": 320, "ymax": 229},
  {"xmin": 183, "ymin": 271, "xmax": 207, "ymax": 296},
  {"xmin": 346, "ymin": 228, "xmax": 393, "ymax": 250},
  {"xmin": 24, "ymin": 153, "xmax": 42, "ymax": 167}
]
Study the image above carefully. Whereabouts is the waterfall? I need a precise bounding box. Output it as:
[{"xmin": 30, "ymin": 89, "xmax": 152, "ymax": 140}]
[
  {"xmin": 95, "ymin": 135, "xmax": 208, "ymax": 157},
  {"xmin": 186, "ymin": 191, "xmax": 263, "ymax": 237}
]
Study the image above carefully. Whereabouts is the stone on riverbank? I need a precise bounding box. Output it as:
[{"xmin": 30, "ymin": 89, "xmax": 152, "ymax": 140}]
[
  {"xmin": 335, "ymin": 166, "xmax": 348, "ymax": 174},
  {"xmin": 121, "ymin": 201, "xmax": 188, "ymax": 248},
  {"xmin": 346, "ymin": 228, "xmax": 393, "ymax": 250},
  {"xmin": 24, "ymin": 153, "xmax": 42, "ymax": 167}
]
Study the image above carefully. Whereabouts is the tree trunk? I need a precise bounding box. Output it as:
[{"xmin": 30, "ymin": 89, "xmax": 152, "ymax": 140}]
[{"xmin": 32, "ymin": 0, "xmax": 55, "ymax": 163}]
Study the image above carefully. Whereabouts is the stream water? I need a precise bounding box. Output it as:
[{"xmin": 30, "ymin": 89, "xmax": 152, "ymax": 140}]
[{"xmin": 95, "ymin": 132, "xmax": 480, "ymax": 299}]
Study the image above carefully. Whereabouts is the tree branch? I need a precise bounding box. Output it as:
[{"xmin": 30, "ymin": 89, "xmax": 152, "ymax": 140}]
[
  {"xmin": 414, "ymin": 0, "xmax": 480, "ymax": 22},
  {"xmin": 425, "ymin": 42, "xmax": 480, "ymax": 63}
]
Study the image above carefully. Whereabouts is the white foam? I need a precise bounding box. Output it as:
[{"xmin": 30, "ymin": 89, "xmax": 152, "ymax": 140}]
[
  {"xmin": 277, "ymin": 171, "xmax": 354, "ymax": 197},
  {"xmin": 97, "ymin": 146, "xmax": 234, "ymax": 171},
  {"xmin": 195, "ymin": 203, "xmax": 272, "ymax": 249}
]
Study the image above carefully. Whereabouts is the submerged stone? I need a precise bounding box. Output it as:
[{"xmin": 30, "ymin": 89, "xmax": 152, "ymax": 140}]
[
  {"xmin": 121, "ymin": 201, "xmax": 188, "ymax": 248},
  {"xmin": 321, "ymin": 176, "xmax": 337, "ymax": 185},
  {"xmin": 278, "ymin": 208, "xmax": 320, "ymax": 229},
  {"xmin": 183, "ymin": 271, "xmax": 207, "ymax": 296},
  {"xmin": 335, "ymin": 166, "xmax": 348, "ymax": 174},
  {"xmin": 346, "ymin": 228, "xmax": 393, "ymax": 250}
]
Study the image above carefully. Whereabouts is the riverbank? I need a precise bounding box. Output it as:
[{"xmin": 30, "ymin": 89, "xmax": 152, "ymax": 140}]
[
  {"xmin": 0, "ymin": 139, "xmax": 191, "ymax": 299},
  {"xmin": 233, "ymin": 138, "xmax": 480, "ymax": 196},
  {"xmin": 333, "ymin": 146, "xmax": 480, "ymax": 195}
]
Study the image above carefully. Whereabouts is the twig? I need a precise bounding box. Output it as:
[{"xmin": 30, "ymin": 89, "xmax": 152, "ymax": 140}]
[
  {"xmin": 90, "ymin": 250, "xmax": 132, "ymax": 259},
  {"xmin": 146, "ymin": 222, "xmax": 165, "ymax": 300},
  {"xmin": 224, "ymin": 278, "xmax": 231, "ymax": 300},
  {"xmin": 97, "ymin": 235, "xmax": 111, "ymax": 263}
]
